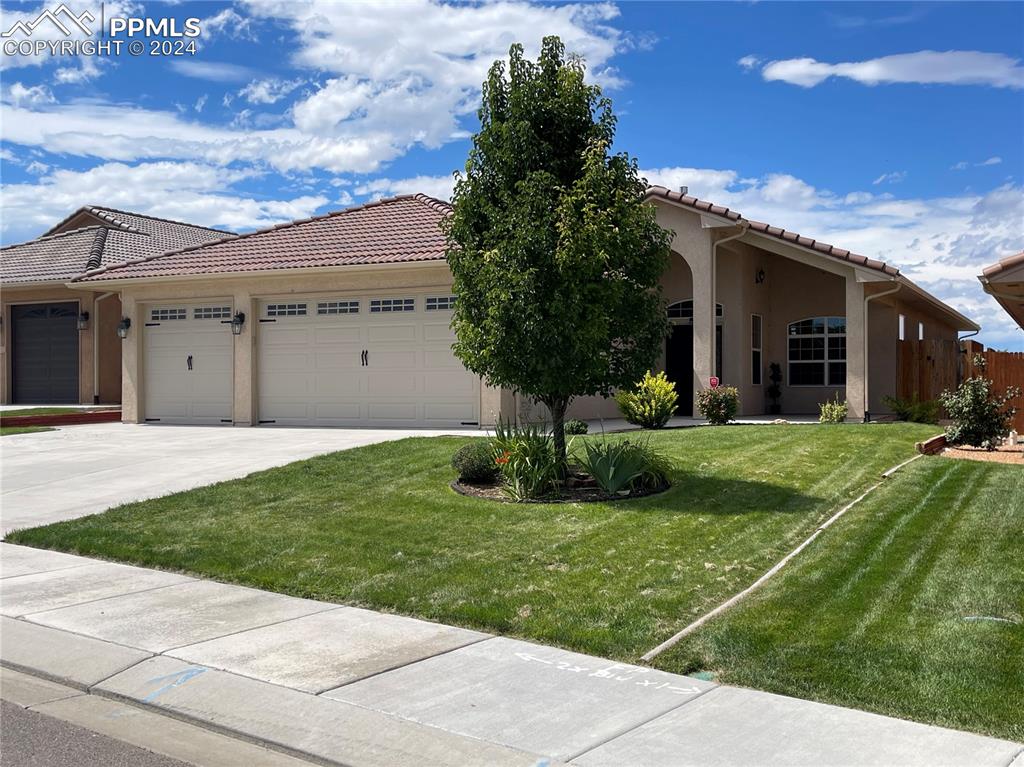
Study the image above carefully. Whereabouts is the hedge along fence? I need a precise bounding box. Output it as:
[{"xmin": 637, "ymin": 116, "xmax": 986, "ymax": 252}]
[{"xmin": 963, "ymin": 340, "xmax": 1024, "ymax": 432}]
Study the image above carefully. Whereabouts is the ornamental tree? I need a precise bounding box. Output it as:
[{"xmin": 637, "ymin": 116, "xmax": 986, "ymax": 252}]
[{"xmin": 445, "ymin": 37, "xmax": 672, "ymax": 463}]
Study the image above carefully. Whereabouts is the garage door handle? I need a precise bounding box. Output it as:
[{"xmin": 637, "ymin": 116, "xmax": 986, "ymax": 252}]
[
  {"xmin": 360, "ymin": 349, "xmax": 368, "ymax": 367},
  {"xmin": 187, "ymin": 354, "xmax": 193, "ymax": 371}
]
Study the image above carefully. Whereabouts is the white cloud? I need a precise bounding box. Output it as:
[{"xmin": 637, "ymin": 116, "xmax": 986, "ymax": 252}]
[
  {"xmin": 194, "ymin": 94, "xmax": 208, "ymax": 113},
  {"xmin": 168, "ymin": 60, "xmax": 255, "ymax": 83},
  {"xmin": 25, "ymin": 160, "xmax": 49, "ymax": 174},
  {"xmin": 0, "ymin": 161, "xmax": 328, "ymax": 241},
  {"xmin": 951, "ymin": 161, "xmax": 970, "ymax": 171},
  {"xmin": 979, "ymin": 156, "xmax": 1003, "ymax": 166},
  {"xmin": 737, "ymin": 55, "xmax": 760, "ymax": 71},
  {"xmin": 200, "ymin": 7, "xmax": 257, "ymax": 41},
  {"xmin": 873, "ymin": 171, "xmax": 906, "ymax": 185},
  {"xmin": 354, "ymin": 173, "xmax": 456, "ymax": 201},
  {"xmin": 239, "ymin": 77, "xmax": 305, "ymax": 105},
  {"xmin": 5, "ymin": 82, "xmax": 55, "ymax": 107},
  {"xmin": 53, "ymin": 55, "xmax": 105, "ymax": 84},
  {"xmin": 758, "ymin": 51, "xmax": 1024, "ymax": 89},
  {"xmin": 952, "ymin": 156, "xmax": 1005, "ymax": 170},
  {"xmin": 640, "ymin": 166, "xmax": 1024, "ymax": 348}
]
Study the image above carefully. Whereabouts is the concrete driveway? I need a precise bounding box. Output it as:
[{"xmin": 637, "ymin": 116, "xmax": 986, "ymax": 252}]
[{"xmin": 1, "ymin": 423, "xmax": 460, "ymax": 536}]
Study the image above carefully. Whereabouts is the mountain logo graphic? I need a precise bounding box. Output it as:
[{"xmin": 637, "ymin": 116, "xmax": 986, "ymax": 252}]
[{"xmin": 1, "ymin": 4, "xmax": 95, "ymax": 38}]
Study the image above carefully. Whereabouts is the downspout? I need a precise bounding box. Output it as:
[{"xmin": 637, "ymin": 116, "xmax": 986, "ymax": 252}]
[
  {"xmin": 862, "ymin": 280, "xmax": 901, "ymax": 422},
  {"xmin": 710, "ymin": 223, "xmax": 748, "ymax": 385},
  {"xmin": 92, "ymin": 291, "xmax": 116, "ymax": 404}
]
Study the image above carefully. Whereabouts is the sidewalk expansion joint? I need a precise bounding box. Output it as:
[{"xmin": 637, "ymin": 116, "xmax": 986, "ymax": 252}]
[{"xmin": 12, "ymin": 579, "xmax": 195, "ymax": 618}]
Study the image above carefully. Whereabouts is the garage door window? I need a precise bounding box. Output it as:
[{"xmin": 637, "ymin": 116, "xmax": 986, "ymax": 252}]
[
  {"xmin": 370, "ymin": 297, "xmax": 415, "ymax": 313},
  {"xmin": 318, "ymin": 300, "xmax": 360, "ymax": 315},
  {"xmin": 425, "ymin": 296, "xmax": 456, "ymax": 311},
  {"xmin": 193, "ymin": 306, "xmax": 231, "ymax": 319},
  {"xmin": 151, "ymin": 308, "xmax": 186, "ymax": 321},
  {"xmin": 266, "ymin": 303, "xmax": 307, "ymax": 317}
]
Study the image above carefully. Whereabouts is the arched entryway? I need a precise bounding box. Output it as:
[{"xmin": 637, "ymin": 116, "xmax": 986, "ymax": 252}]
[{"xmin": 665, "ymin": 300, "xmax": 723, "ymax": 416}]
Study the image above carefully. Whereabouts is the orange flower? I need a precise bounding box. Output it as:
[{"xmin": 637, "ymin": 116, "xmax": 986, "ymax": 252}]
[{"xmin": 495, "ymin": 451, "xmax": 511, "ymax": 465}]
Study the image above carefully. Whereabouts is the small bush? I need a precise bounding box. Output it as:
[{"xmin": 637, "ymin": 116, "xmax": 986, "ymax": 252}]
[
  {"xmin": 576, "ymin": 437, "xmax": 670, "ymax": 495},
  {"xmin": 939, "ymin": 356, "xmax": 1020, "ymax": 450},
  {"xmin": 564, "ymin": 419, "xmax": 589, "ymax": 435},
  {"xmin": 492, "ymin": 420, "xmax": 563, "ymax": 500},
  {"xmin": 883, "ymin": 394, "xmax": 940, "ymax": 424},
  {"xmin": 818, "ymin": 395, "xmax": 848, "ymax": 424},
  {"xmin": 696, "ymin": 386, "xmax": 740, "ymax": 425},
  {"xmin": 451, "ymin": 442, "xmax": 499, "ymax": 484},
  {"xmin": 615, "ymin": 371, "xmax": 679, "ymax": 429},
  {"xmin": 627, "ymin": 439, "xmax": 674, "ymax": 492}
]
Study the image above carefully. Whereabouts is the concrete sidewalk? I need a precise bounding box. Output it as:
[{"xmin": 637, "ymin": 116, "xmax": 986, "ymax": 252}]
[{"xmin": 1, "ymin": 543, "xmax": 1021, "ymax": 767}]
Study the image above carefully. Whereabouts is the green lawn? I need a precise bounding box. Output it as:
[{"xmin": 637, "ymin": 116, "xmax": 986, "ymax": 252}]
[
  {"xmin": 8, "ymin": 424, "xmax": 935, "ymax": 661},
  {"xmin": 653, "ymin": 456, "xmax": 1023, "ymax": 742},
  {"xmin": 1, "ymin": 426, "xmax": 54, "ymax": 436}
]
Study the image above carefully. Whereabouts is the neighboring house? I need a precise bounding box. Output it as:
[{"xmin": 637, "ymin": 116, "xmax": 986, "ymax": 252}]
[
  {"xmin": 64, "ymin": 190, "xmax": 977, "ymax": 428},
  {"xmin": 979, "ymin": 252, "xmax": 1024, "ymax": 332},
  {"xmin": 0, "ymin": 208, "xmax": 232, "ymax": 405}
]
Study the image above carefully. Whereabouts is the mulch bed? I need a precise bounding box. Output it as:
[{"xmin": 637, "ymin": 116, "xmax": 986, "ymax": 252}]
[
  {"xmin": 451, "ymin": 479, "xmax": 670, "ymax": 504},
  {"xmin": 940, "ymin": 443, "xmax": 1023, "ymax": 465}
]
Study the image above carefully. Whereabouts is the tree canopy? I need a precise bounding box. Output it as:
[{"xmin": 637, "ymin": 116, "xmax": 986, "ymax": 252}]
[{"xmin": 445, "ymin": 36, "xmax": 672, "ymax": 460}]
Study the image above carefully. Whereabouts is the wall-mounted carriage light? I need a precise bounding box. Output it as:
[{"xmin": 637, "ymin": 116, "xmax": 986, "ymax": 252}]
[
  {"xmin": 230, "ymin": 312, "xmax": 246, "ymax": 336},
  {"xmin": 116, "ymin": 317, "xmax": 131, "ymax": 339},
  {"xmin": 77, "ymin": 311, "xmax": 90, "ymax": 331}
]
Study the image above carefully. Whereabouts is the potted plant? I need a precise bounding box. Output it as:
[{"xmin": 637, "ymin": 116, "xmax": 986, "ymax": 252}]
[{"xmin": 766, "ymin": 362, "xmax": 783, "ymax": 415}]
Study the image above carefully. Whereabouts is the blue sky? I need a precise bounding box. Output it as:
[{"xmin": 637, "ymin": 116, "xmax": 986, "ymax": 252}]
[{"xmin": 1, "ymin": 1, "xmax": 1022, "ymax": 347}]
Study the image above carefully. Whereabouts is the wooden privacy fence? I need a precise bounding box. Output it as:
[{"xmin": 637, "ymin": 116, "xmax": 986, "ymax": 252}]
[
  {"xmin": 896, "ymin": 339, "xmax": 960, "ymax": 402},
  {"xmin": 962, "ymin": 341, "xmax": 1024, "ymax": 433}
]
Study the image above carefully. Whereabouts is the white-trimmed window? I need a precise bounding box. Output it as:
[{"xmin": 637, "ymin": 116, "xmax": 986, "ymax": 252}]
[
  {"xmin": 317, "ymin": 300, "xmax": 359, "ymax": 315},
  {"xmin": 370, "ymin": 297, "xmax": 415, "ymax": 313},
  {"xmin": 751, "ymin": 314, "xmax": 763, "ymax": 386},
  {"xmin": 266, "ymin": 303, "xmax": 307, "ymax": 317},
  {"xmin": 425, "ymin": 295, "xmax": 456, "ymax": 311},
  {"xmin": 788, "ymin": 317, "xmax": 846, "ymax": 386},
  {"xmin": 150, "ymin": 308, "xmax": 186, "ymax": 321},
  {"xmin": 193, "ymin": 306, "xmax": 231, "ymax": 320},
  {"xmin": 666, "ymin": 300, "xmax": 723, "ymax": 323}
]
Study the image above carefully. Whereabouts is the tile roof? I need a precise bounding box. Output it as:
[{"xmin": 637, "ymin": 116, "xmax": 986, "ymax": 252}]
[
  {"xmin": 645, "ymin": 185, "xmax": 901, "ymax": 277},
  {"xmin": 982, "ymin": 251, "xmax": 1024, "ymax": 278},
  {"xmin": 3, "ymin": 206, "xmax": 233, "ymax": 284},
  {"xmin": 77, "ymin": 195, "xmax": 453, "ymax": 282}
]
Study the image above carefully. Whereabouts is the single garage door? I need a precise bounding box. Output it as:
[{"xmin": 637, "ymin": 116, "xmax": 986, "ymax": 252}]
[
  {"xmin": 257, "ymin": 293, "xmax": 480, "ymax": 427},
  {"xmin": 11, "ymin": 302, "xmax": 79, "ymax": 404},
  {"xmin": 143, "ymin": 303, "xmax": 233, "ymax": 424}
]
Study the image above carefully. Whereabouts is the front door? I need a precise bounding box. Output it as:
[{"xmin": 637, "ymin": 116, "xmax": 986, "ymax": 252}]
[{"xmin": 665, "ymin": 325, "xmax": 724, "ymax": 418}]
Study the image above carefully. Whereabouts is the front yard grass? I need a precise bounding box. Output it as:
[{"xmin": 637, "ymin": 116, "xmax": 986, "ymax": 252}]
[
  {"xmin": 8, "ymin": 423, "xmax": 935, "ymax": 660},
  {"xmin": 1, "ymin": 426, "xmax": 54, "ymax": 436},
  {"xmin": 653, "ymin": 456, "xmax": 1023, "ymax": 742}
]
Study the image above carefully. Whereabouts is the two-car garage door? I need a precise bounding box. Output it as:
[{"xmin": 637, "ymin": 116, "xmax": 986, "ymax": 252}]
[
  {"xmin": 256, "ymin": 294, "xmax": 480, "ymax": 427},
  {"xmin": 141, "ymin": 294, "xmax": 480, "ymax": 427}
]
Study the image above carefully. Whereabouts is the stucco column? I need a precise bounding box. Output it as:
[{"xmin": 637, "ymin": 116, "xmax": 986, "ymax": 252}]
[
  {"xmin": 845, "ymin": 276, "xmax": 866, "ymax": 421},
  {"xmin": 120, "ymin": 294, "xmax": 141, "ymax": 423},
  {"xmin": 232, "ymin": 289, "xmax": 255, "ymax": 426},
  {"xmin": 689, "ymin": 245, "xmax": 715, "ymax": 415}
]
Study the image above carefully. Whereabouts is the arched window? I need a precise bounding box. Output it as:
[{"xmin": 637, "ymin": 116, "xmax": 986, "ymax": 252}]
[
  {"xmin": 666, "ymin": 300, "xmax": 723, "ymax": 324},
  {"xmin": 788, "ymin": 316, "xmax": 846, "ymax": 386}
]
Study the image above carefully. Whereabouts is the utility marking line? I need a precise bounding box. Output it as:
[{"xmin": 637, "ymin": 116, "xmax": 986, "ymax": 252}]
[{"xmin": 641, "ymin": 454, "xmax": 924, "ymax": 662}]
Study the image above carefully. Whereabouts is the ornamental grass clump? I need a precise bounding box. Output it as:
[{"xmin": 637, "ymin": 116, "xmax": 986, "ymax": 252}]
[
  {"xmin": 491, "ymin": 420, "xmax": 564, "ymax": 501},
  {"xmin": 696, "ymin": 386, "xmax": 740, "ymax": 425},
  {"xmin": 615, "ymin": 371, "xmax": 679, "ymax": 429},
  {"xmin": 576, "ymin": 437, "xmax": 672, "ymax": 495}
]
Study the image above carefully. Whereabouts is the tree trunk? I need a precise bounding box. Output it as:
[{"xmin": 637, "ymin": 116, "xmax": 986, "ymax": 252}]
[{"xmin": 544, "ymin": 395, "xmax": 571, "ymax": 468}]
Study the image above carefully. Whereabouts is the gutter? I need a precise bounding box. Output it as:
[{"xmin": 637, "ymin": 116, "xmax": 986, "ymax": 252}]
[{"xmin": 863, "ymin": 281, "xmax": 901, "ymax": 422}]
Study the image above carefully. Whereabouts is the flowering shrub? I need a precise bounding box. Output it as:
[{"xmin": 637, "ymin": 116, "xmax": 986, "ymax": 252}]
[
  {"xmin": 696, "ymin": 386, "xmax": 740, "ymax": 425},
  {"xmin": 615, "ymin": 371, "xmax": 679, "ymax": 429},
  {"xmin": 939, "ymin": 356, "xmax": 1021, "ymax": 450},
  {"xmin": 491, "ymin": 420, "xmax": 563, "ymax": 500}
]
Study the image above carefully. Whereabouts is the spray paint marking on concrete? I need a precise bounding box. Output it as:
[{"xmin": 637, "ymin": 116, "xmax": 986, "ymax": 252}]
[{"xmin": 142, "ymin": 666, "xmax": 207, "ymax": 703}]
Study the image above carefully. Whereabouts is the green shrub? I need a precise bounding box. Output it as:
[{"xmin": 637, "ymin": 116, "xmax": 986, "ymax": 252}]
[
  {"xmin": 564, "ymin": 419, "xmax": 589, "ymax": 435},
  {"xmin": 627, "ymin": 439, "xmax": 674, "ymax": 492},
  {"xmin": 939, "ymin": 356, "xmax": 1020, "ymax": 450},
  {"xmin": 818, "ymin": 395, "xmax": 848, "ymax": 424},
  {"xmin": 492, "ymin": 421, "xmax": 563, "ymax": 500},
  {"xmin": 882, "ymin": 394, "xmax": 940, "ymax": 424},
  {"xmin": 615, "ymin": 371, "xmax": 679, "ymax": 429},
  {"xmin": 696, "ymin": 386, "xmax": 740, "ymax": 425},
  {"xmin": 451, "ymin": 442, "xmax": 499, "ymax": 484}
]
